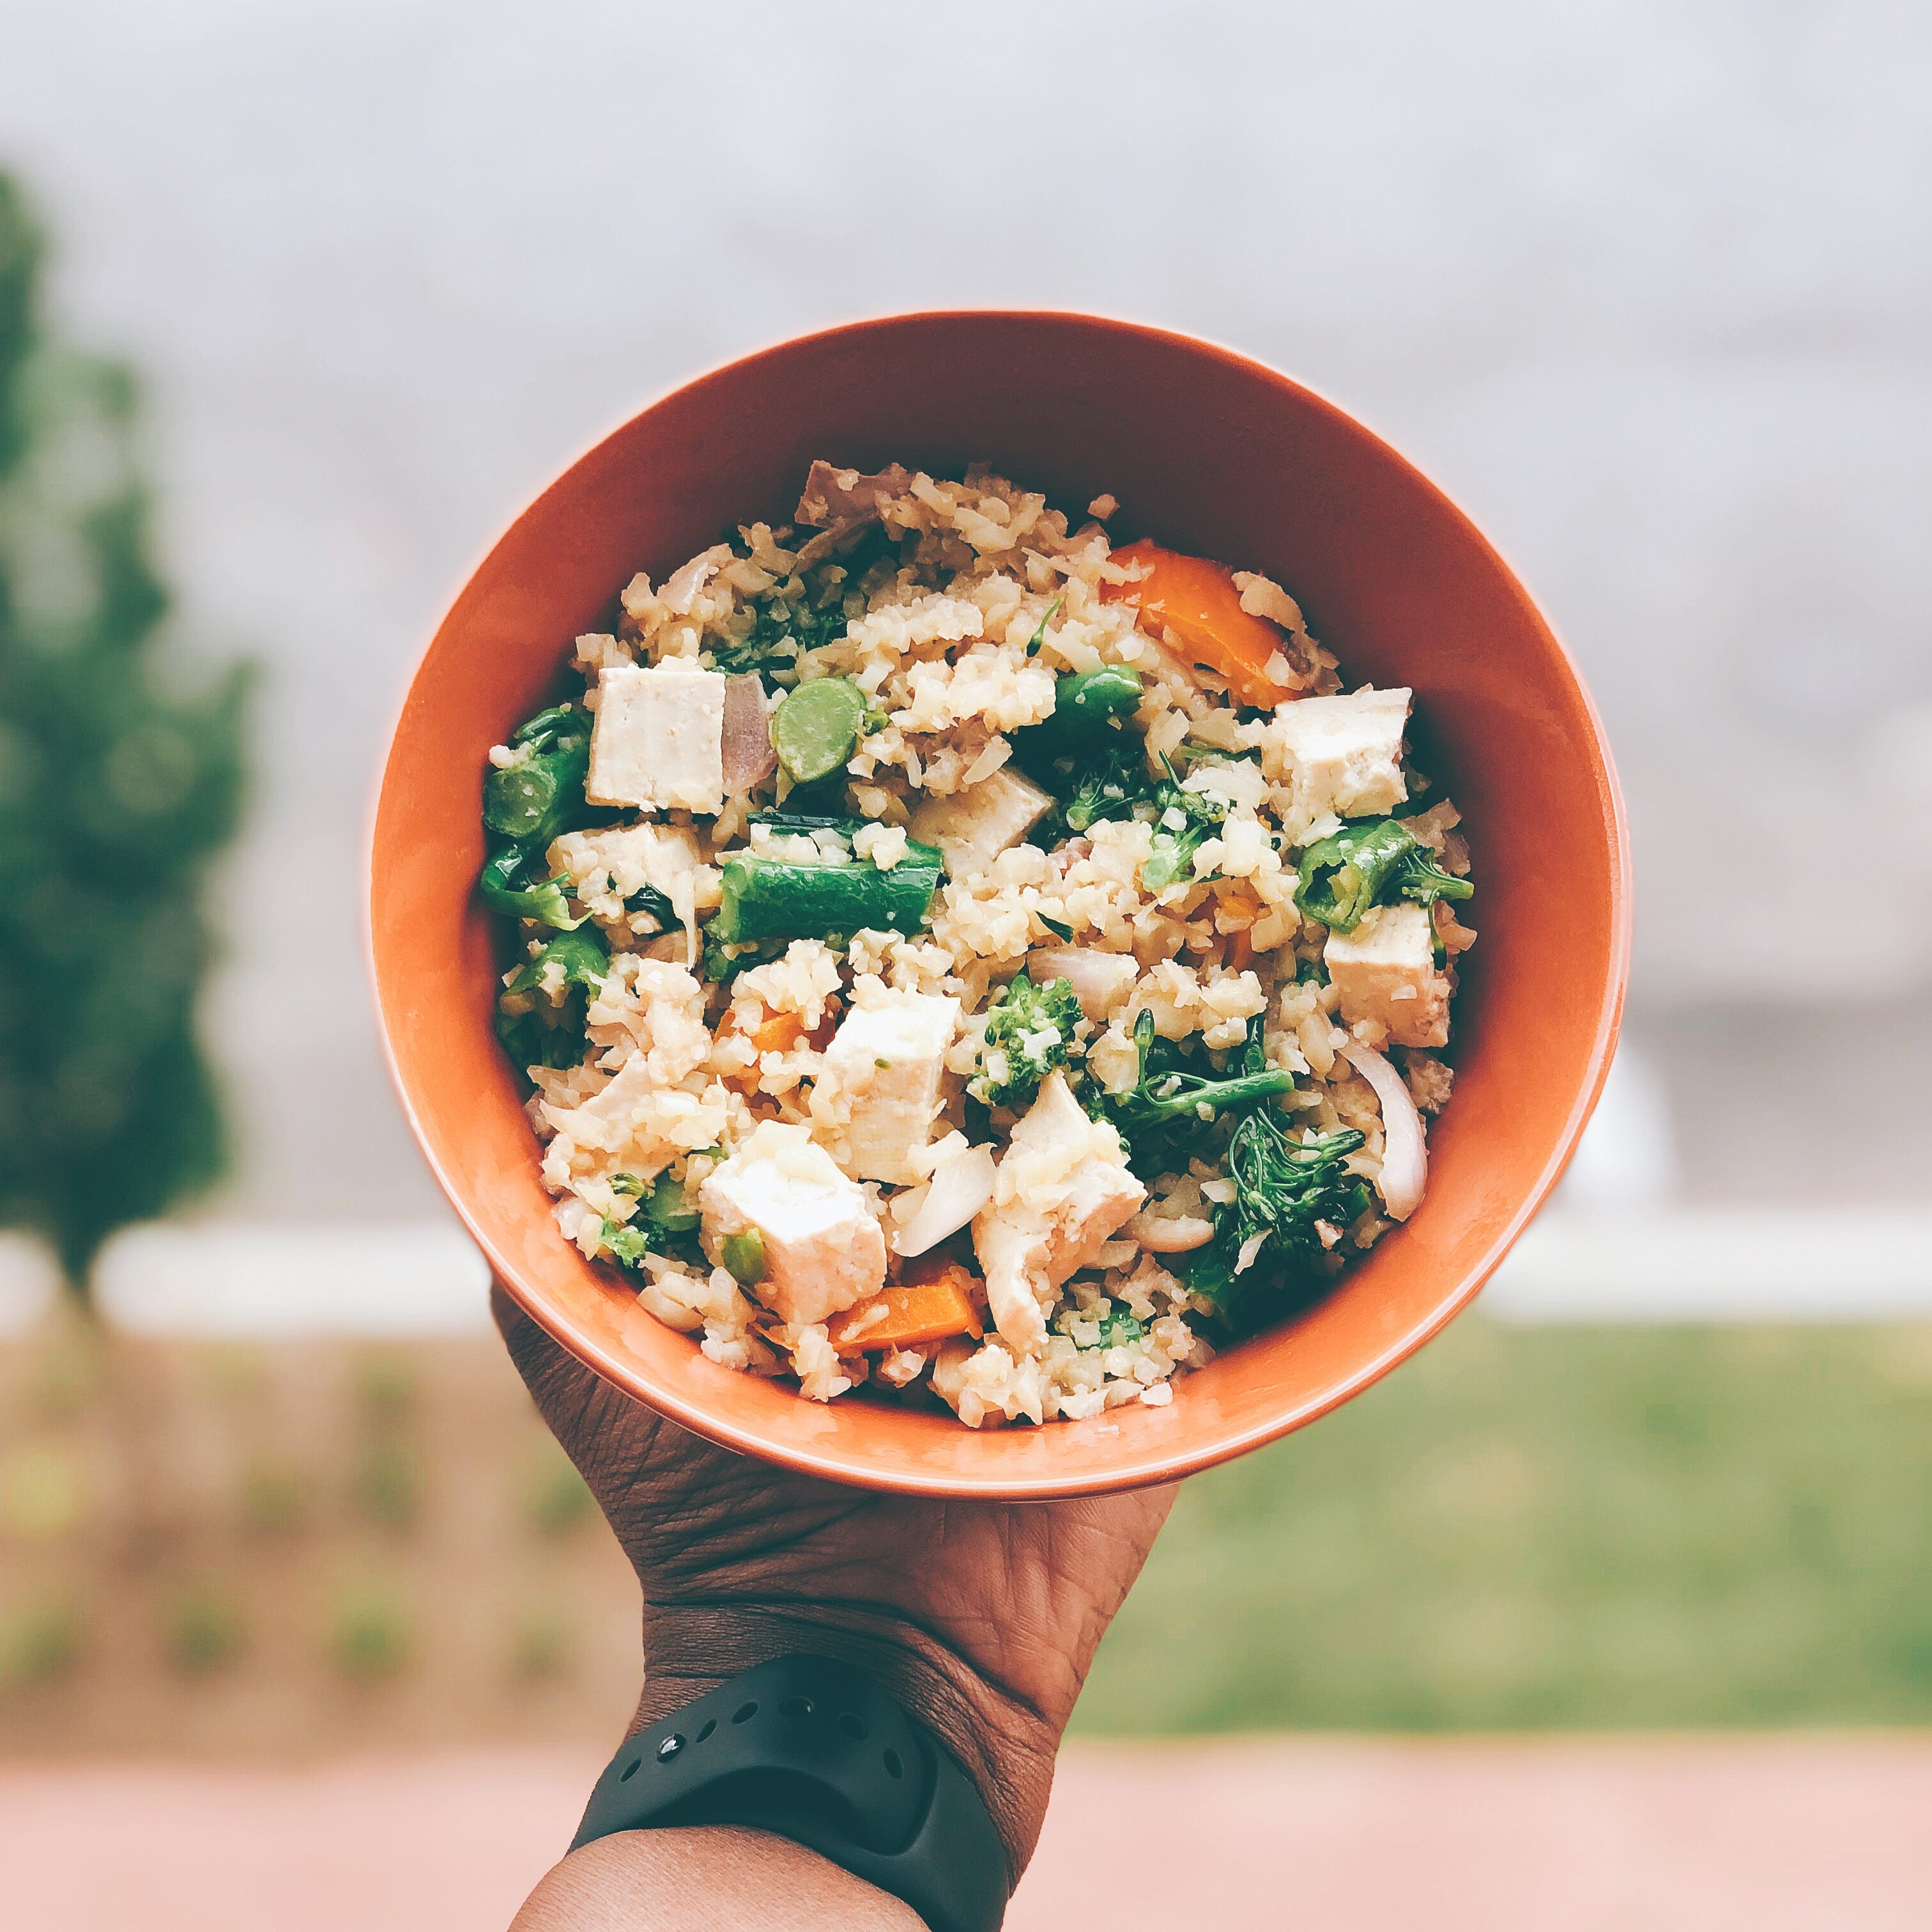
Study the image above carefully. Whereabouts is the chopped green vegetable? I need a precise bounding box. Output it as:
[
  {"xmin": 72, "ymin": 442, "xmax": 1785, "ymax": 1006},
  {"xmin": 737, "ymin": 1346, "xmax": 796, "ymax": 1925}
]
[
  {"xmin": 700, "ymin": 931, "xmax": 789, "ymax": 986},
  {"xmin": 1052, "ymin": 665, "xmax": 1142, "ymax": 734},
  {"xmin": 599, "ymin": 1217, "xmax": 650, "ymax": 1266},
  {"xmin": 1177, "ymin": 1026, "xmax": 1365, "ymax": 1330},
  {"xmin": 1012, "ymin": 663, "xmax": 1144, "ymax": 795},
  {"xmin": 710, "ymin": 838, "xmax": 944, "ymax": 945},
  {"xmin": 1337, "ymin": 1180, "xmax": 1376, "ymax": 1227},
  {"xmin": 720, "ymin": 1229, "xmax": 766, "ymax": 1287},
  {"xmin": 772, "ymin": 677, "xmax": 866, "ymax": 786},
  {"xmin": 483, "ymin": 705, "xmax": 591, "ymax": 843},
  {"xmin": 1057, "ymin": 737, "xmax": 1157, "ymax": 831},
  {"xmin": 1023, "ymin": 595, "xmax": 1065, "ymax": 657},
  {"xmin": 599, "ymin": 1170, "xmax": 704, "ymax": 1271},
  {"xmin": 1036, "ymin": 914, "xmax": 1074, "ymax": 942},
  {"xmin": 710, "ymin": 585, "xmax": 848, "ymax": 685},
  {"xmin": 509, "ymin": 705, "xmax": 586, "ymax": 753},
  {"xmin": 1293, "ymin": 818, "xmax": 1473, "ymax": 933},
  {"xmin": 1095, "ymin": 1010, "xmax": 1300, "ymax": 1174},
  {"xmin": 1141, "ymin": 774, "xmax": 1227, "ymax": 891},
  {"xmin": 971, "ymin": 974, "xmax": 1082, "ymax": 1110},
  {"xmin": 494, "ymin": 926, "xmax": 609, "ymax": 1071},
  {"xmin": 479, "ymin": 840, "xmax": 585, "ymax": 931},
  {"xmin": 626, "ymin": 883, "xmax": 677, "ymax": 930},
  {"xmin": 747, "ymin": 810, "xmax": 861, "ymax": 834},
  {"xmin": 1186, "ymin": 1111, "xmax": 1365, "ymax": 1331},
  {"xmin": 1092, "ymin": 1304, "xmax": 1146, "ymax": 1349}
]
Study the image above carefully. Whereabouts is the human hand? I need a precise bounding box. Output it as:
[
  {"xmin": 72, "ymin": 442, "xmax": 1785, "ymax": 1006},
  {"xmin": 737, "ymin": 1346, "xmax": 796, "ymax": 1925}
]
[{"xmin": 493, "ymin": 1284, "xmax": 1174, "ymax": 1883}]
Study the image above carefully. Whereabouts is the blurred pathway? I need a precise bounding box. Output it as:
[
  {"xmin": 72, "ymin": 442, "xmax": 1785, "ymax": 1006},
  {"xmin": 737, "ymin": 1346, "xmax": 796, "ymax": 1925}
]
[{"xmin": 5, "ymin": 1736, "xmax": 1928, "ymax": 1929}]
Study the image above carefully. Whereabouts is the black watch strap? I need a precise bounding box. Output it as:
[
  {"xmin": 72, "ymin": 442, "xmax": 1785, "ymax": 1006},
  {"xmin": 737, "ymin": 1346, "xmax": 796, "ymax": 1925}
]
[{"xmin": 572, "ymin": 1654, "xmax": 1010, "ymax": 1932}]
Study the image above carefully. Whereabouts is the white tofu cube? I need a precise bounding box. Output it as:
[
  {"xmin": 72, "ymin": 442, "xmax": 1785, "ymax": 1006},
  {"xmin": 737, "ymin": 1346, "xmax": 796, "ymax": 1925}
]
[
  {"xmin": 586, "ymin": 663, "xmax": 728, "ymax": 815},
  {"xmin": 1270, "ymin": 686, "xmax": 1410, "ymax": 820},
  {"xmin": 972, "ymin": 1073, "xmax": 1145, "ymax": 1357},
  {"xmin": 1325, "ymin": 901, "xmax": 1450, "ymax": 1048},
  {"xmin": 908, "ymin": 766, "xmax": 1054, "ymax": 877},
  {"xmin": 554, "ymin": 1055, "xmax": 655, "ymax": 1143},
  {"xmin": 699, "ymin": 1121, "xmax": 886, "ymax": 1328},
  {"xmin": 820, "ymin": 990, "xmax": 960, "ymax": 1186}
]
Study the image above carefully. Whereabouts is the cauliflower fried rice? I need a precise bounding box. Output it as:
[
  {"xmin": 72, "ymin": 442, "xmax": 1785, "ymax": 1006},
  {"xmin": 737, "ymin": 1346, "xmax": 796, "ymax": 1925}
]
[{"xmin": 479, "ymin": 461, "xmax": 1476, "ymax": 1429}]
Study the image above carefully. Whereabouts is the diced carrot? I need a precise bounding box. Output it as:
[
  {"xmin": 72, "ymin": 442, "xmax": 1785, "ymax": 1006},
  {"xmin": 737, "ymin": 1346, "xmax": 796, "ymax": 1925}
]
[
  {"xmin": 751, "ymin": 1011, "xmax": 806, "ymax": 1054},
  {"xmin": 1225, "ymin": 926, "xmax": 1254, "ymax": 974},
  {"xmin": 717, "ymin": 1008, "xmax": 832, "ymax": 1095},
  {"xmin": 827, "ymin": 1261, "xmax": 985, "ymax": 1353},
  {"xmin": 1101, "ymin": 539, "xmax": 1298, "ymax": 708}
]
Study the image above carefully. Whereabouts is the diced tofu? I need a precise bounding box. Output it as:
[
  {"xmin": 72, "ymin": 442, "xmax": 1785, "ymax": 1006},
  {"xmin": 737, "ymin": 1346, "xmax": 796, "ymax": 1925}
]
[
  {"xmin": 971, "ymin": 1073, "xmax": 1145, "ymax": 1358},
  {"xmin": 586, "ymin": 663, "xmax": 728, "ymax": 815},
  {"xmin": 555, "ymin": 1055, "xmax": 657, "ymax": 1143},
  {"xmin": 1325, "ymin": 901, "xmax": 1450, "ymax": 1048},
  {"xmin": 819, "ymin": 990, "xmax": 960, "ymax": 1186},
  {"xmin": 1270, "ymin": 686, "xmax": 1410, "ymax": 820},
  {"xmin": 908, "ymin": 766, "xmax": 1053, "ymax": 877},
  {"xmin": 699, "ymin": 1121, "xmax": 886, "ymax": 1328},
  {"xmin": 1025, "ymin": 947, "xmax": 1138, "ymax": 1022}
]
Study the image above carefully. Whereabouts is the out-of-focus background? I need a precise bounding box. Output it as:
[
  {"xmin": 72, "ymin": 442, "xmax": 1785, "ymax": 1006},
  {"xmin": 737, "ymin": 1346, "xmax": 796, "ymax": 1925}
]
[{"xmin": 3, "ymin": 4, "xmax": 1929, "ymax": 1928}]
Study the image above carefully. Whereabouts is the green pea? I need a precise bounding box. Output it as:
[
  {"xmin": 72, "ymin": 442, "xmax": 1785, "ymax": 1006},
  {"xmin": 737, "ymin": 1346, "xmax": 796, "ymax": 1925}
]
[
  {"xmin": 772, "ymin": 678, "xmax": 866, "ymax": 786},
  {"xmin": 720, "ymin": 1230, "xmax": 767, "ymax": 1287}
]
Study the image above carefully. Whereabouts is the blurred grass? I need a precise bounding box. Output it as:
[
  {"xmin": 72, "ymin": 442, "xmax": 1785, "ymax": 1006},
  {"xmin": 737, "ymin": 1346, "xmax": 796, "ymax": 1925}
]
[{"xmin": 1077, "ymin": 1317, "xmax": 1932, "ymax": 1734}]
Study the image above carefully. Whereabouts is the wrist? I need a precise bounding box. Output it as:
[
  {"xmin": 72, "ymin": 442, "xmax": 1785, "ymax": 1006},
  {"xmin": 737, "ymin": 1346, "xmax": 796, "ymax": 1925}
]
[{"xmin": 630, "ymin": 1600, "xmax": 1060, "ymax": 1883}]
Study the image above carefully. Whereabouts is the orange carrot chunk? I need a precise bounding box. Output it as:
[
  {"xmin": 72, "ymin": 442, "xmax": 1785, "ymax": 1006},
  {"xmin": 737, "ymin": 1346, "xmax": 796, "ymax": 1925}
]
[
  {"xmin": 1101, "ymin": 539, "xmax": 1297, "ymax": 708},
  {"xmin": 827, "ymin": 1262, "xmax": 985, "ymax": 1353},
  {"xmin": 717, "ymin": 1008, "xmax": 820, "ymax": 1094}
]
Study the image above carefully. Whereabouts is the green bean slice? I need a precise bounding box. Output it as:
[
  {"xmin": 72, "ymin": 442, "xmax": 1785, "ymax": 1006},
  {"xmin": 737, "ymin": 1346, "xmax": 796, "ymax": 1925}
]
[{"xmin": 772, "ymin": 678, "xmax": 866, "ymax": 786}]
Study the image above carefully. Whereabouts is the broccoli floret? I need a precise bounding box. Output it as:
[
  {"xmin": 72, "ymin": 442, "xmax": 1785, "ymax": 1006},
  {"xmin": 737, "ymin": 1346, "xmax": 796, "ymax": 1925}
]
[
  {"xmin": 970, "ymin": 974, "xmax": 1083, "ymax": 1110},
  {"xmin": 1183, "ymin": 1114, "xmax": 1365, "ymax": 1332},
  {"xmin": 1175, "ymin": 1029, "xmax": 1365, "ymax": 1331},
  {"xmin": 1141, "ymin": 776, "xmax": 1227, "ymax": 890},
  {"xmin": 1094, "ymin": 1011, "xmax": 1299, "ymax": 1175}
]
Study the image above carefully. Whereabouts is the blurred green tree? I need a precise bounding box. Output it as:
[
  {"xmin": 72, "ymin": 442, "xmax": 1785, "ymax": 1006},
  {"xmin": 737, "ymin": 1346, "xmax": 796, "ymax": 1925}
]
[{"xmin": 0, "ymin": 172, "xmax": 249, "ymax": 1294}]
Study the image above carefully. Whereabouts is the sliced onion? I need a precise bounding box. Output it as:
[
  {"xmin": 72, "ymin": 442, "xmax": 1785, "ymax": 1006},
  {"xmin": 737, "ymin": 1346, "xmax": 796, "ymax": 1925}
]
[
  {"xmin": 1028, "ymin": 946, "xmax": 1136, "ymax": 1021},
  {"xmin": 1130, "ymin": 1211, "xmax": 1216, "ymax": 1254},
  {"xmin": 894, "ymin": 1143, "xmax": 997, "ymax": 1257},
  {"xmin": 722, "ymin": 673, "xmax": 776, "ymax": 795},
  {"xmin": 661, "ymin": 550, "xmax": 720, "ymax": 615},
  {"xmin": 1342, "ymin": 1041, "xmax": 1427, "ymax": 1222}
]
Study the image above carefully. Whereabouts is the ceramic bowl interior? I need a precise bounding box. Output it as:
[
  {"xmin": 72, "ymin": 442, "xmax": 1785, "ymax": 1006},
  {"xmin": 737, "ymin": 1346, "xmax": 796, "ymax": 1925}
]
[{"xmin": 369, "ymin": 311, "xmax": 1629, "ymax": 1498}]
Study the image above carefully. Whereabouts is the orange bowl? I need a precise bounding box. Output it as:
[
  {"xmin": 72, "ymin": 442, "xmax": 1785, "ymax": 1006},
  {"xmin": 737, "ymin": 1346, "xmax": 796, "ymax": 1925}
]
[{"xmin": 369, "ymin": 311, "xmax": 1629, "ymax": 1498}]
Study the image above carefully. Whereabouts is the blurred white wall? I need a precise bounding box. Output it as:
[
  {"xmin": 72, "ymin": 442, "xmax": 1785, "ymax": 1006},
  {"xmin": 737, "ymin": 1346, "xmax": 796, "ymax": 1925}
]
[{"xmin": 3, "ymin": 0, "xmax": 1927, "ymax": 1218}]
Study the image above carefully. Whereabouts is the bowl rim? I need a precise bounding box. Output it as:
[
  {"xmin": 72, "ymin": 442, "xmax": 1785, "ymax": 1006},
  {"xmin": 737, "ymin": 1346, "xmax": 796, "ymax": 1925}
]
[{"xmin": 366, "ymin": 306, "xmax": 1633, "ymax": 1497}]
